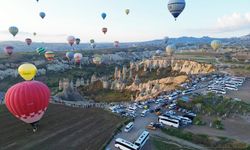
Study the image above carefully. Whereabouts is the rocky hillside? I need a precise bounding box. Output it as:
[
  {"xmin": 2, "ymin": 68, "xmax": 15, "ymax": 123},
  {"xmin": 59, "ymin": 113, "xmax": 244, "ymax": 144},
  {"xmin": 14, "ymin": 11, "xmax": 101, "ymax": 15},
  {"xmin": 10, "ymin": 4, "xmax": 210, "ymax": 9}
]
[
  {"xmin": 172, "ymin": 60, "xmax": 215, "ymax": 74},
  {"xmin": 126, "ymin": 75, "xmax": 188, "ymax": 101}
]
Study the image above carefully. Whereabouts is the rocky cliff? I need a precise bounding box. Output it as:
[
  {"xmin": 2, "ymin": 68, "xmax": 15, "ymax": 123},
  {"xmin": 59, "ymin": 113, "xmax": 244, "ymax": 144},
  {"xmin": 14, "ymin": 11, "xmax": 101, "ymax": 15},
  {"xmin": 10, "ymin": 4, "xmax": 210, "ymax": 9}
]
[
  {"xmin": 126, "ymin": 75, "xmax": 188, "ymax": 101},
  {"xmin": 171, "ymin": 60, "xmax": 215, "ymax": 74}
]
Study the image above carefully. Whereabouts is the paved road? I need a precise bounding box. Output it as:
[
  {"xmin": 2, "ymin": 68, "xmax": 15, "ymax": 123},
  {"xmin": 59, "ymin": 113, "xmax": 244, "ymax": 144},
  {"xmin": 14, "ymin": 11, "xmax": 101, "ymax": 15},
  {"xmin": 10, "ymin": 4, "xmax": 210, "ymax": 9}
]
[
  {"xmin": 106, "ymin": 110, "xmax": 157, "ymax": 150},
  {"xmin": 106, "ymin": 107, "xmax": 208, "ymax": 150}
]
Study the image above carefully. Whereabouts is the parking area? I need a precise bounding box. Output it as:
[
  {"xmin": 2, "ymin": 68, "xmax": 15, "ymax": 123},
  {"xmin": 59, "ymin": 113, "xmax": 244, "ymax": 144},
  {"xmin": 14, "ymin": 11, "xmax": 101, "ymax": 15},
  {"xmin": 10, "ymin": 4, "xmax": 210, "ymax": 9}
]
[
  {"xmin": 106, "ymin": 74, "xmax": 249, "ymax": 150},
  {"xmin": 226, "ymin": 78, "xmax": 250, "ymax": 103}
]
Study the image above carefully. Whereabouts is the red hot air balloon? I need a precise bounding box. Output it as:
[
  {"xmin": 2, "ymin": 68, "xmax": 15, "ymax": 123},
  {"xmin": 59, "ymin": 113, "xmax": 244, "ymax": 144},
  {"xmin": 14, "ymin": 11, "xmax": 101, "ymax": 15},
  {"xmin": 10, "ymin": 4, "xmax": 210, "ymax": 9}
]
[
  {"xmin": 5, "ymin": 81, "xmax": 51, "ymax": 132},
  {"xmin": 102, "ymin": 28, "xmax": 108, "ymax": 34},
  {"xmin": 25, "ymin": 38, "xmax": 32, "ymax": 46},
  {"xmin": 4, "ymin": 46, "xmax": 14, "ymax": 56}
]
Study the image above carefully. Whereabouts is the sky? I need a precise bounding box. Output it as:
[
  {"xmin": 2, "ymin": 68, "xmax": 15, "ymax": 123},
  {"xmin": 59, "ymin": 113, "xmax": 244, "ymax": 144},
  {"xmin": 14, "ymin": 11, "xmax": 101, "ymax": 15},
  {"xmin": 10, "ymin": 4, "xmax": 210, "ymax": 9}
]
[{"xmin": 0, "ymin": 0, "xmax": 250, "ymax": 43}]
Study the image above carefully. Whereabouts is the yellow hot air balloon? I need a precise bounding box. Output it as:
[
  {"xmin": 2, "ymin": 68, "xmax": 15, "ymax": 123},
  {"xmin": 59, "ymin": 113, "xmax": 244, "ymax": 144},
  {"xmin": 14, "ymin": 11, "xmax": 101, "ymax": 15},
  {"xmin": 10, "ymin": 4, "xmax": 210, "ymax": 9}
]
[
  {"xmin": 211, "ymin": 40, "xmax": 222, "ymax": 52},
  {"xmin": 18, "ymin": 63, "xmax": 37, "ymax": 81}
]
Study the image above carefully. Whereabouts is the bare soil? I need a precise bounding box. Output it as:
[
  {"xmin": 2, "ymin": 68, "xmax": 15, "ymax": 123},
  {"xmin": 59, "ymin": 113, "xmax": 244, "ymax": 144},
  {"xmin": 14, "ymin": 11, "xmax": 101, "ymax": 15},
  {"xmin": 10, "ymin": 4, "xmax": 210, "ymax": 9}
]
[{"xmin": 0, "ymin": 104, "xmax": 124, "ymax": 150}]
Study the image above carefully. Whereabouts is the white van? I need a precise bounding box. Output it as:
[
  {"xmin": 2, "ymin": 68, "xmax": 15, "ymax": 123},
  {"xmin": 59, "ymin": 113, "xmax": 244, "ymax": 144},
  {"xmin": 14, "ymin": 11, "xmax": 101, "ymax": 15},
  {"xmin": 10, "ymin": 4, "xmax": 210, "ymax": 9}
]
[
  {"xmin": 141, "ymin": 110, "xmax": 148, "ymax": 117},
  {"xmin": 124, "ymin": 122, "xmax": 134, "ymax": 132}
]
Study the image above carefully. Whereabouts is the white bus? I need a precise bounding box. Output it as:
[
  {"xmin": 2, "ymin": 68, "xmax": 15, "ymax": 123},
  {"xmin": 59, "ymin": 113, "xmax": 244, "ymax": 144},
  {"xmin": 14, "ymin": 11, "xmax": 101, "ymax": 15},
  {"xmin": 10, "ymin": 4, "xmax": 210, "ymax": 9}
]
[
  {"xmin": 115, "ymin": 138, "xmax": 139, "ymax": 150},
  {"xmin": 158, "ymin": 116, "xmax": 179, "ymax": 128},
  {"xmin": 182, "ymin": 89, "xmax": 194, "ymax": 95},
  {"xmin": 124, "ymin": 122, "xmax": 134, "ymax": 132},
  {"xmin": 134, "ymin": 131, "xmax": 149, "ymax": 149}
]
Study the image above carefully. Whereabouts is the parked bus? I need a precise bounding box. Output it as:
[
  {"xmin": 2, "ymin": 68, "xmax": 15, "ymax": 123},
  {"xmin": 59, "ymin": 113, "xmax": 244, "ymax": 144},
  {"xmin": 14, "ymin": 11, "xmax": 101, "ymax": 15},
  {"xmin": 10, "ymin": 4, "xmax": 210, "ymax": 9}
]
[
  {"xmin": 114, "ymin": 138, "xmax": 139, "ymax": 150},
  {"xmin": 124, "ymin": 122, "xmax": 134, "ymax": 132},
  {"xmin": 158, "ymin": 115, "xmax": 179, "ymax": 128},
  {"xmin": 134, "ymin": 131, "xmax": 149, "ymax": 149}
]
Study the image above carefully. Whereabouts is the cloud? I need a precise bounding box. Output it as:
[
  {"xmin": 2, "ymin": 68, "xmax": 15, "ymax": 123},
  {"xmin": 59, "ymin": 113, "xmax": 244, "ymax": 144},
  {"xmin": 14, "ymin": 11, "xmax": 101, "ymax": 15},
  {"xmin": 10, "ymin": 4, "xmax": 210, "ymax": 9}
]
[
  {"xmin": 183, "ymin": 12, "xmax": 250, "ymax": 37},
  {"xmin": 216, "ymin": 12, "xmax": 250, "ymax": 31}
]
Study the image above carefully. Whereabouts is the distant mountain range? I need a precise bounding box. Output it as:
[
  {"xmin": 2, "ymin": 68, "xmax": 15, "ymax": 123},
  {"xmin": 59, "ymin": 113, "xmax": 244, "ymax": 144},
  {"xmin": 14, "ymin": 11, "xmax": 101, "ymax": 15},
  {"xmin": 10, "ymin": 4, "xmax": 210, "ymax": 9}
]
[{"xmin": 0, "ymin": 34, "xmax": 249, "ymax": 52}]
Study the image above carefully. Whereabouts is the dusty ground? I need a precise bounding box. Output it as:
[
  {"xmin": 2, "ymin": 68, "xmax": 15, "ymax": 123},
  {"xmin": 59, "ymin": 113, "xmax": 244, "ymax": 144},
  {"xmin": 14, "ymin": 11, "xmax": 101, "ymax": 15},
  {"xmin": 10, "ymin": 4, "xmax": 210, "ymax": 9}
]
[
  {"xmin": 185, "ymin": 115, "xmax": 250, "ymax": 144},
  {"xmin": 226, "ymin": 78, "xmax": 250, "ymax": 104},
  {"xmin": 0, "ymin": 104, "xmax": 124, "ymax": 150}
]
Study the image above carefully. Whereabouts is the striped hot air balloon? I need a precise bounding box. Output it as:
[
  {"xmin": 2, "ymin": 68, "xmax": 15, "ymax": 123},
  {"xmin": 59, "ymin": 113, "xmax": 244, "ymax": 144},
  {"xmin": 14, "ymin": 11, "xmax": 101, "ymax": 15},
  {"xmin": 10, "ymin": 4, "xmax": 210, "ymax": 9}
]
[
  {"xmin": 36, "ymin": 47, "xmax": 46, "ymax": 55},
  {"xmin": 44, "ymin": 51, "xmax": 55, "ymax": 61}
]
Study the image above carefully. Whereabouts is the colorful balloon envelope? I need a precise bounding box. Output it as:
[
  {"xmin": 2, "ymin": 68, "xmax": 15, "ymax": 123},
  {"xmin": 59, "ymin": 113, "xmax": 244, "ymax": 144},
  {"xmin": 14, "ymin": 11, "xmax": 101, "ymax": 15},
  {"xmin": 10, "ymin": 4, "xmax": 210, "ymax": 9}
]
[
  {"xmin": 74, "ymin": 53, "xmax": 82, "ymax": 63},
  {"xmin": 45, "ymin": 51, "xmax": 55, "ymax": 61},
  {"xmin": 40, "ymin": 12, "xmax": 46, "ymax": 19},
  {"xmin": 67, "ymin": 36, "xmax": 75, "ymax": 46},
  {"xmin": 125, "ymin": 9, "xmax": 130, "ymax": 15},
  {"xmin": 9, "ymin": 26, "xmax": 19, "ymax": 37},
  {"xmin": 166, "ymin": 44, "xmax": 176, "ymax": 56},
  {"xmin": 66, "ymin": 51, "xmax": 74, "ymax": 60},
  {"xmin": 36, "ymin": 47, "xmax": 46, "ymax": 55},
  {"xmin": 168, "ymin": 0, "xmax": 186, "ymax": 20},
  {"xmin": 114, "ymin": 41, "xmax": 119, "ymax": 48},
  {"xmin": 25, "ymin": 38, "xmax": 32, "ymax": 46},
  {"xmin": 4, "ymin": 46, "xmax": 14, "ymax": 56},
  {"xmin": 101, "ymin": 13, "xmax": 107, "ymax": 20},
  {"xmin": 5, "ymin": 81, "xmax": 50, "ymax": 124},
  {"xmin": 211, "ymin": 40, "xmax": 222, "ymax": 52},
  {"xmin": 90, "ymin": 39, "xmax": 95, "ymax": 44},
  {"xmin": 102, "ymin": 28, "xmax": 108, "ymax": 34},
  {"xmin": 18, "ymin": 63, "xmax": 37, "ymax": 81},
  {"xmin": 75, "ymin": 38, "xmax": 81, "ymax": 45},
  {"xmin": 93, "ymin": 55, "xmax": 102, "ymax": 65}
]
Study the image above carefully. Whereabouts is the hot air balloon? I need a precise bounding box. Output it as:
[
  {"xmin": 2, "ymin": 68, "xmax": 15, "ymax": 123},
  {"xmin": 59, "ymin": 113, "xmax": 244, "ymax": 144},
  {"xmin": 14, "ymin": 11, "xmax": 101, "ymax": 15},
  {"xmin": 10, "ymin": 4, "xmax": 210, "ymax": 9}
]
[
  {"xmin": 166, "ymin": 44, "xmax": 176, "ymax": 56},
  {"xmin": 4, "ymin": 46, "xmax": 14, "ymax": 56},
  {"xmin": 102, "ymin": 28, "xmax": 108, "ymax": 34},
  {"xmin": 9, "ymin": 26, "xmax": 19, "ymax": 37},
  {"xmin": 74, "ymin": 53, "xmax": 82, "ymax": 64},
  {"xmin": 168, "ymin": 0, "xmax": 186, "ymax": 20},
  {"xmin": 211, "ymin": 40, "xmax": 222, "ymax": 52},
  {"xmin": 25, "ymin": 38, "xmax": 32, "ymax": 46},
  {"xmin": 36, "ymin": 0, "xmax": 39, "ymax": 2},
  {"xmin": 164, "ymin": 37, "xmax": 169, "ymax": 44},
  {"xmin": 125, "ymin": 9, "xmax": 130, "ymax": 15},
  {"xmin": 45, "ymin": 51, "xmax": 55, "ymax": 61},
  {"xmin": 101, "ymin": 13, "xmax": 107, "ymax": 20},
  {"xmin": 36, "ymin": 47, "xmax": 46, "ymax": 55},
  {"xmin": 5, "ymin": 81, "xmax": 50, "ymax": 132},
  {"xmin": 40, "ymin": 12, "xmax": 46, "ymax": 19},
  {"xmin": 75, "ymin": 38, "xmax": 81, "ymax": 45},
  {"xmin": 18, "ymin": 63, "xmax": 37, "ymax": 81},
  {"xmin": 93, "ymin": 54, "xmax": 102, "ymax": 65},
  {"xmin": 67, "ymin": 36, "xmax": 75, "ymax": 46},
  {"xmin": 90, "ymin": 39, "xmax": 95, "ymax": 44},
  {"xmin": 114, "ymin": 41, "xmax": 119, "ymax": 48},
  {"xmin": 33, "ymin": 32, "xmax": 37, "ymax": 36},
  {"xmin": 66, "ymin": 51, "xmax": 74, "ymax": 61}
]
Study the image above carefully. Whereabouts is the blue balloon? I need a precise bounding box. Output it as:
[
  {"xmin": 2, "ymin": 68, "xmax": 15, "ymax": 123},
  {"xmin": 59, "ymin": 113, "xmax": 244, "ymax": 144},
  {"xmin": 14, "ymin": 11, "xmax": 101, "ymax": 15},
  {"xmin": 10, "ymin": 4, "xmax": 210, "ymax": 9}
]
[
  {"xmin": 168, "ymin": 0, "xmax": 186, "ymax": 20},
  {"xmin": 101, "ymin": 13, "xmax": 107, "ymax": 20},
  {"xmin": 40, "ymin": 12, "xmax": 46, "ymax": 19}
]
